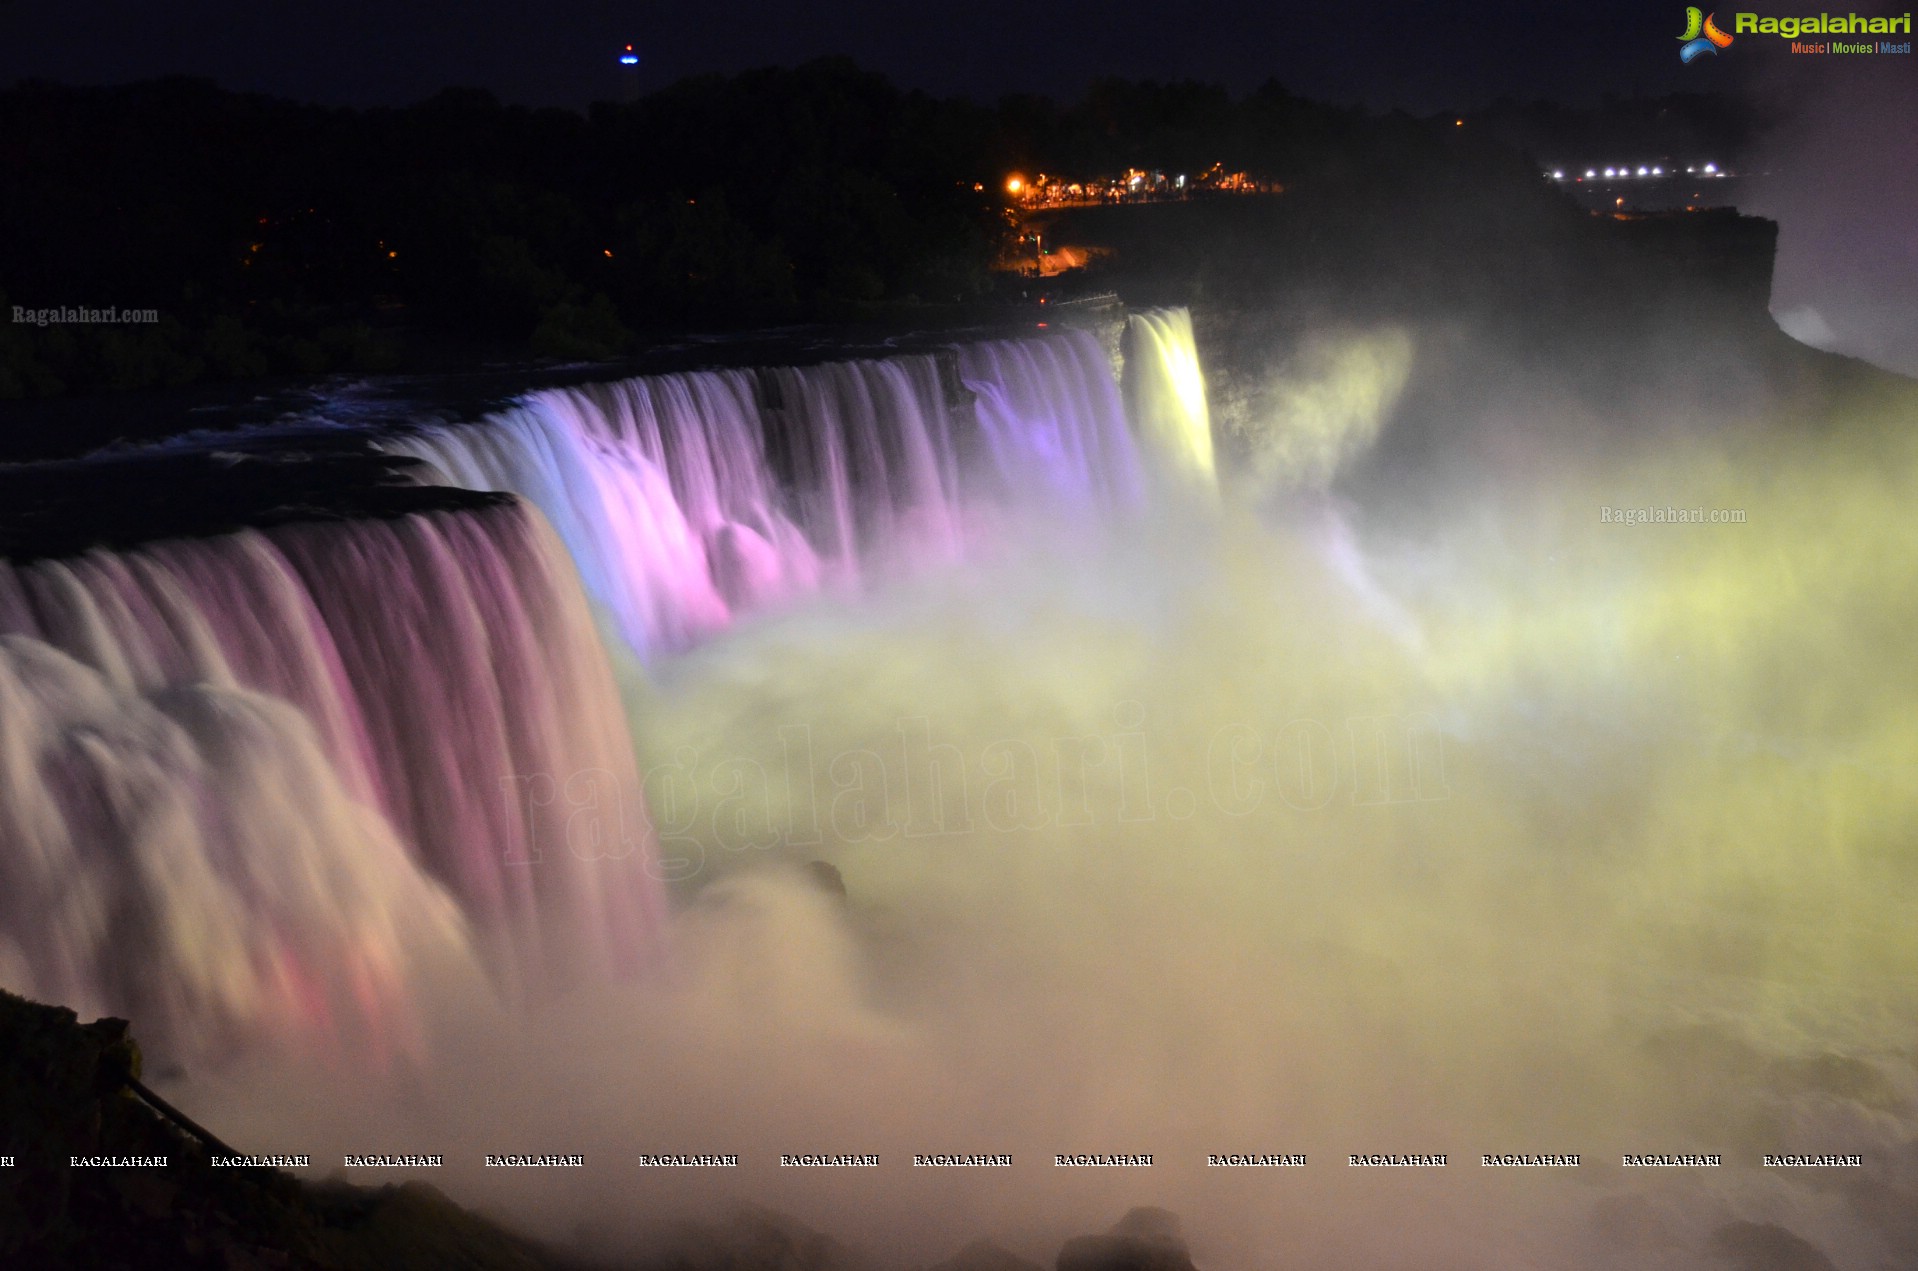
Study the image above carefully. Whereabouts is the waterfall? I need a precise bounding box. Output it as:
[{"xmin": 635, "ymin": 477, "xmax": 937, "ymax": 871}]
[
  {"xmin": 1123, "ymin": 307, "xmax": 1217, "ymax": 489},
  {"xmin": 0, "ymin": 501, "xmax": 662, "ymax": 1052},
  {"xmin": 389, "ymin": 370, "xmax": 799, "ymax": 657},
  {"xmin": 389, "ymin": 328, "xmax": 1147, "ymax": 660},
  {"xmin": 955, "ymin": 326, "xmax": 1148, "ymax": 513}
]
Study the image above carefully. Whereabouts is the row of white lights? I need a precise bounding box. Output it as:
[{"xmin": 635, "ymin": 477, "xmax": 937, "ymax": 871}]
[{"xmin": 1546, "ymin": 164, "xmax": 1722, "ymax": 180}]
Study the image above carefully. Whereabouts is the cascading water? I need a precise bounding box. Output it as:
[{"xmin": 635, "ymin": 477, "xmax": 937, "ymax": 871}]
[
  {"xmin": 389, "ymin": 371, "xmax": 802, "ymax": 658},
  {"xmin": 955, "ymin": 328, "xmax": 1148, "ymax": 513},
  {"xmin": 0, "ymin": 633, "xmax": 468, "ymax": 1062},
  {"xmin": 388, "ymin": 327, "xmax": 1148, "ymax": 660},
  {"xmin": 761, "ymin": 355, "xmax": 965, "ymax": 585},
  {"xmin": 1123, "ymin": 307, "xmax": 1217, "ymax": 489},
  {"xmin": 0, "ymin": 500, "xmax": 661, "ymax": 1052}
]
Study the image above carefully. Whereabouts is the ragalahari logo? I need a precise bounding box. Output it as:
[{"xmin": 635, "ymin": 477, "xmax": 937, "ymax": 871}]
[{"xmin": 1679, "ymin": 7, "xmax": 1736, "ymax": 59}]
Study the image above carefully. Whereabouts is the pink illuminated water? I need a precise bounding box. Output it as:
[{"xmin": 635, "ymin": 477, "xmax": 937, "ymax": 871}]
[
  {"xmin": 0, "ymin": 502, "xmax": 661, "ymax": 1053},
  {"xmin": 390, "ymin": 329, "xmax": 1146, "ymax": 658}
]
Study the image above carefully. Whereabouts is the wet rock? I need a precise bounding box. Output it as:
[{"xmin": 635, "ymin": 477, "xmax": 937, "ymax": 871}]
[
  {"xmin": 632, "ymin": 1203, "xmax": 874, "ymax": 1271},
  {"xmin": 1, "ymin": 987, "xmax": 565, "ymax": 1270},
  {"xmin": 1776, "ymin": 1052, "xmax": 1904, "ymax": 1111},
  {"xmin": 1107, "ymin": 1210, "xmax": 1181, "ymax": 1245},
  {"xmin": 807, "ymin": 860, "xmax": 849, "ymax": 901},
  {"xmin": 1055, "ymin": 1208, "xmax": 1196, "ymax": 1271},
  {"xmin": 1708, "ymin": 1221, "xmax": 1837, "ymax": 1271},
  {"xmin": 928, "ymin": 1239, "xmax": 1045, "ymax": 1271}
]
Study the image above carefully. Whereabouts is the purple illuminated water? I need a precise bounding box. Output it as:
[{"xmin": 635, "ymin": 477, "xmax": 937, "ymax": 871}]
[
  {"xmin": 956, "ymin": 330, "xmax": 1146, "ymax": 512},
  {"xmin": 390, "ymin": 328, "xmax": 1146, "ymax": 659}
]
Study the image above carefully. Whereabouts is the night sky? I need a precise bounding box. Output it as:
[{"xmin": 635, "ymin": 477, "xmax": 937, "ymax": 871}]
[
  {"xmin": 3, "ymin": 0, "xmax": 1913, "ymax": 371},
  {"xmin": 0, "ymin": 0, "xmax": 1820, "ymax": 111}
]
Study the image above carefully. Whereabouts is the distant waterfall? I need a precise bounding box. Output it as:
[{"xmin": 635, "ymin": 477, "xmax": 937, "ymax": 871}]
[
  {"xmin": 0, "ymin": 502, "xmax": 662, "ymax": 1052},
  {"xmin": 390, "ymin": 329, "xmax": 1146, "ymax": 659},
  {"xmin": 1123, "ymin": 307, "xmax": 1216, "ymax": 489}
]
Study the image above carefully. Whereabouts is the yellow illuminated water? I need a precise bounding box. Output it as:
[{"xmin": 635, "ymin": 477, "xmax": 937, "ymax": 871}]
[{"xmin": 1126, "ymin": 307, "xmax": 1218, "ymax": 487}]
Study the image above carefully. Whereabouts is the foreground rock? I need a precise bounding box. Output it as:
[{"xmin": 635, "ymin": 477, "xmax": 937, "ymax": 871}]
[
  {"xmin": 624, "ymin": 1204, "xmax": 876, "ymax": 1271},
  {"xmin": 1708, "ymin": 1221, "xmax": 1838, "ymax": 1271},
  {"xmin": 928, "ymin": 1239, "xmax": 1045, "ymax": 1271},
  {"xmin": 1055, "ymin": 1208, "xmax": 1197, "ymax": 1271},
  {"xmin": 0, "ymin": 988, "xmax": 570, "ymax": 1270}
]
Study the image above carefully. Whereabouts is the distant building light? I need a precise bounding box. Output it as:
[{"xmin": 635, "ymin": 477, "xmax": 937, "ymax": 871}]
[
  {"xmin": 1703, "ymin": 163, "xmax": 1718, "ymax": 174},
  {"xmin": 1604, "ymin": 168, "xmax": 1615, "ymax": 177},
  {"xmin": 1652, "ymin": 166, "xmax": 1663, "ymax": 175},
  {"xmin": 1636, "ymin": 166, "xmax": 1648, "ymax": 176},
  {"xmin": 1585, "ymin": 169, "xmax": 1597, "ymax": 178}
]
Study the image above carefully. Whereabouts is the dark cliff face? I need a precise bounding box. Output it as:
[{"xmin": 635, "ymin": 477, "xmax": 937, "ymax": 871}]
[
  {"xmin": 1043, "ymin": 194, "xmax": 1780, "ymax": 331},
  {"xmin": 1026, "ymin": 163, "xmax": 1809, "ymax": 480},
  {"xmin": 0, "ymin": 992, "xmax": 149, "ymax": 1252},
  {"xmin": 0, "ymin": 990, "xmax": 565, "ymax": 1271},
  {"xmin": 0, "ymin": 988, "xmax": 316, "ymax": 1268},
  {"xmin": 1135, "ymin": 199, "xmax": 1856, "ymax": 490},
  {"xmin": 0, "ymin": 441, "xmax": 510, "ymax": 566},
  {"xmin": 1597, "ymin": 210, "xmax": 1778, "ymax": 319}
]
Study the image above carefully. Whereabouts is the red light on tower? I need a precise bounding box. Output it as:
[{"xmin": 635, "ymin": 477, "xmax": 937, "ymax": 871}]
[{"xmin": 616, "ymin": 42, "xmax": 641, "ymax": 103}]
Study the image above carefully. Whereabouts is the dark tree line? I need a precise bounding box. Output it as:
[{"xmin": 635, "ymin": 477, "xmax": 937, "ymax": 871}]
[{"xmin": 0, "ymin": 62, "xmax": 1757, "ymax": 398}]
